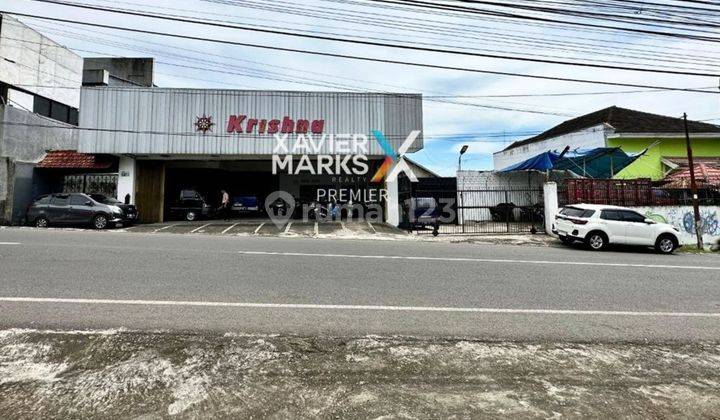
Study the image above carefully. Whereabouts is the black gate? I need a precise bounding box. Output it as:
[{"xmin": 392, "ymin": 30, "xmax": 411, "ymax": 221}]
[
  {"xmin": 453, "ymin": 188, "xmax": 544, "ymax": 234},
  {"xmin": 400, "ymin": 178, "xmax": 544, "ymax": 235}
]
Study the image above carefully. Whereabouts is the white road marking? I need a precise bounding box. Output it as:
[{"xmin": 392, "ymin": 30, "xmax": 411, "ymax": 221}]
[
  {"xmin": 367, "ymin": 221, "xmax": 377, "ymax": 234},
  {"xmin": 190, "ymin": 223, "xmax": 211, "ymax": 233},
  {"xmin": 0, "ymin": 242, "xmax": 20, "ymax": 245},
  {"xmin": 314, "ymin": 222, "xmax": 319, "ymax": 236},
  {"xmin": 152, "ymin": 224, "xmax": 176, "ymax": 233},
  {"xmin": 284, "ymin": 222, "xmax": 292, "ymax": 234},
  {"xmin": 0, "ymin": 296, "xmax": 718, "ymax": 318},
  {"xmin": 253, "ymin": 223, "xmax": 265, "ymax": 234},
  {"xmin": 238, "ymin": 251, "xmax": 720, "ymax": 271},
  {"xmin": 221, "ymin": 223, "xmax": 238, "ymax": 235}
]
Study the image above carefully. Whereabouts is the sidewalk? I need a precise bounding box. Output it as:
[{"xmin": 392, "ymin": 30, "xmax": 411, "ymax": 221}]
[{"xmin": 416, "ymin": 232, "xmax": 557, "ymax": 247}]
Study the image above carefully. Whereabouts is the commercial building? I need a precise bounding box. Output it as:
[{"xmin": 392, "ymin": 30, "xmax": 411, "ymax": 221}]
[
  {"xmin": 77, "ymin": 87, "xmax": 424, "ymax": 223},
  {"xmin": 493, "ymin": 106, "xmax": 720, "ymax": 180}
]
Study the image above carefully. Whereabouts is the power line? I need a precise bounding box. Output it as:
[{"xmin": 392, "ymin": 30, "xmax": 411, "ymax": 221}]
[
  {"xmin": 372, "ymin": 0, "xmax": 720, "ymax": 42},
  {"xmin": 214, "ymin": 0, "xmax": 720, "ymax": 60},
  {"xmin": 4, "ymin": 11, "xmax": 719, "ymax": 94},
  {"xmin": 0, "ymin": 120, "xmax": 542, "ymax": 142},
  {"xmin": 12, "ymin": 7, "xmax": 720, "ymax": 74},
  {"xmin": 11, "ymin": 81, "xmax": 717, "ymax": 99},
  {"xmin": 0, "ymin": 33, "xmax": 575, "ymax": 116},
  {"xmin": 21, "ymin": 0, "xmax": 720, "ymax": 77},
  {"xmin": 13, "ymin": 18, "xmax": 716, "ymax": 114}
]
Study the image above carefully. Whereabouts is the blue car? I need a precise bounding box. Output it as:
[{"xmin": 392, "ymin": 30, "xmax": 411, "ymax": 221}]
[{"xmin": 232, "ymin": 196, "xmax": 260, "ymax": 213}]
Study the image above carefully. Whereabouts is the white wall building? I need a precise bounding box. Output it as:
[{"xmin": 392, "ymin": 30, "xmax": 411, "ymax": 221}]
[{"xmin": 493, "ymin": 124, "xmax": 607, "ymax": 171}]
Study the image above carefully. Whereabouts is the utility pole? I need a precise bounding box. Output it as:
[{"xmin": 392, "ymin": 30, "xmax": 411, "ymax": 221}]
[{"xmin": 683, "ymin": 113, "xmax": 703, "ymax": 250}]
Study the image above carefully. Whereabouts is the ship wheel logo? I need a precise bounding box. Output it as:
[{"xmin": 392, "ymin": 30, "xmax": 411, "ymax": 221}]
[{"xmin": 194, "ymin": 114, "xmax": 214, "ymax": 133}]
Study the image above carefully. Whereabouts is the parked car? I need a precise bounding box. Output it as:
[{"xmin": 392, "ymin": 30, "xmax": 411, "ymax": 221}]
[
  {"xmin": 231, "ymin": 195, "xmax": 261, "ymax": 215},
  {"xmin": 27, "ymin": 193, "xmax": 136, "ymax": 229},
  {"xmin": 167, "ymin": 189, "xmax": 212, "ymax": 221},
  {"xmin": 88, "ymin": 194, "xmax": 139, "ymax": 225},
  {"xmin": 404, "ymin": 197, "xmax": 440, "ymax": 235},
  {"xmin": 553, "ymin": 203, "xmax": 681, "ymax": 254}
]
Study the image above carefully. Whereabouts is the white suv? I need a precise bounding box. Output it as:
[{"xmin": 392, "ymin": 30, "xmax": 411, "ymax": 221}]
[{"xmin": 553, "ymin": 204, "xmax": 681, "ymax": 254}]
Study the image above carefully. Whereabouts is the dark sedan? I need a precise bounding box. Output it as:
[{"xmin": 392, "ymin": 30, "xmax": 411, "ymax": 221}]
[{"xmin": 26, "ymin": 193, "xmax": 138, "ymax": 229}]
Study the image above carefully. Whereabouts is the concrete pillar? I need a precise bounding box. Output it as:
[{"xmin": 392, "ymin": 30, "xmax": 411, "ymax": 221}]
[
  {"xmin": 543, "ymin": 181, "xmax": 558, "ymax": 236},
  {"xmin": 117, "ymin": 156, "xmax": 136, "ymax": 204},
  {"xmin": 385, "ymin": 178, "xmax": 400, "ymax": 226}
]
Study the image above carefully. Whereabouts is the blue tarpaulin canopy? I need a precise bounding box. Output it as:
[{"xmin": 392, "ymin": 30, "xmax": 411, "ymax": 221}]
[{"xmin": 498, "ymin": 147, "xmax": 645, "ymax": 179}]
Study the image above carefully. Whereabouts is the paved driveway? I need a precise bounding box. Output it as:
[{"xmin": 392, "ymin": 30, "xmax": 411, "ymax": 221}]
[{"xmin": 123, "ymin": 219, "xmax": 406, "ymax": 238}]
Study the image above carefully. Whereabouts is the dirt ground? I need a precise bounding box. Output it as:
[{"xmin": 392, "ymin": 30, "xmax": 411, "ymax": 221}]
[{"xmin": 1, "ymin": 329, "xmax": 719, "ymax": 419}]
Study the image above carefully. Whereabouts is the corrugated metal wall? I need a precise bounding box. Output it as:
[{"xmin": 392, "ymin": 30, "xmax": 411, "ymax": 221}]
[{"xmin": 78, "ymin": 88, "xmax": 423, "ymax": 156}]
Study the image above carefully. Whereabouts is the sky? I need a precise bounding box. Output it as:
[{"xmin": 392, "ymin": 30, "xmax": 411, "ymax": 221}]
[{"xmin": 4, "ymin": 0, "xmax": 720, "ymax": 176}]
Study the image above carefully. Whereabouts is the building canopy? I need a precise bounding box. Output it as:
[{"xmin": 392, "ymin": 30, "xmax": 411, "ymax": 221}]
[{"xmin": 498, "ymin": 147, "xmax": 645, "ymax": 179}]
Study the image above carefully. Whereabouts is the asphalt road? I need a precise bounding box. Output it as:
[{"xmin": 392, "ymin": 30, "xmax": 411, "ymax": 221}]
[{"xmin": 1, "ymin": 227, "xmax": 719, "ymax": 342}]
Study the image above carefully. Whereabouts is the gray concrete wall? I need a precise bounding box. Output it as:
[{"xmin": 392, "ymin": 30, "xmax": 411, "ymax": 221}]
[
  {"xmin": 0, "ymin": 157, "xmax": 8, "ymax": 222},
  {"xmin": 8, "ymin": 161, "xmax": 34, "ymax": 224},
  {"xmin": 1, "ymin": 104, "xmax": 78, "ymax": 162},
  {"xmin": 0, "ymin": 14, "xmax": 83, "ymax": 108},
  {"xmin": 83, "ymin": 58, "xmax": 154, "ymax": 87},
  {"xmin": 0, "ymin": 104, "xmax": 79, "ymax": 224}
]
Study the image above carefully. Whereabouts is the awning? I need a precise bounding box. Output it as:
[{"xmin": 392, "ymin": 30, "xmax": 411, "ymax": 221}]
[
  {"xmin": 498, "ymin": 147, "xmax": 645, "ymax": 179},
  {"xmin": 36, "ymin": 150, "xmax": 116, "ymax": 170}
]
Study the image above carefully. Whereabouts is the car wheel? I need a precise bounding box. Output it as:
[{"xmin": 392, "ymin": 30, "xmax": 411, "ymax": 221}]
[
  {"xmin": 35, "ymin": 216, "xmax": 49, "ymax": 228},
  {"xmin": 93, "ymin": 214, "xmax": 108, "ymax": 230},
  {"xmin": 655, "ymin": 234, "xmax": 677, "ymax": 254},
  {"xmin": 586, "ymin": 232, "xmax": 607, "ymax": 251},
  {"xmin": 185, "ymin": 211, "xmax": 197, "ymax": 221}
]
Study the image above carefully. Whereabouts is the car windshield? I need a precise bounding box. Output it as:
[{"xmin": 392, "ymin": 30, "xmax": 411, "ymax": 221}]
[
  {"xmin": 560, "ymin": 207, "xmax": 595, "ymax": 218},
  {"xmin": 89, "ymin": 194, "xmax": 121, "ymax": 204}
]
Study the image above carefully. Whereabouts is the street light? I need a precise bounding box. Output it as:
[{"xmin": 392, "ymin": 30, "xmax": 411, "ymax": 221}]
[
  {"xmin": 458, "ymin": 144, "xmax": 469, "ymax": 171},
  {"xmin": 458, "ymin": 145, "xmax": 469, "ymax": 232}
]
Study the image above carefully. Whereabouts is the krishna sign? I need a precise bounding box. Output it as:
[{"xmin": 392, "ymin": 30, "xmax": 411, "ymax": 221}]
[{"xmin": 226, "ymin": 115, "xmax": 325, "ymax": 135}]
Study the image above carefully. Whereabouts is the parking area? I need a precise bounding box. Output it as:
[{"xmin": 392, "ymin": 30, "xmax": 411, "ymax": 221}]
[{"xmin": 123, "ymin": 219, "xmax": 408, "ymax": 239}]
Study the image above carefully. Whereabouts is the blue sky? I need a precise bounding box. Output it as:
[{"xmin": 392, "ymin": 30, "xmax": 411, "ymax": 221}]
[{"xmin": 5, "ymin": 0, "xmax": 720, "ymax": 176}]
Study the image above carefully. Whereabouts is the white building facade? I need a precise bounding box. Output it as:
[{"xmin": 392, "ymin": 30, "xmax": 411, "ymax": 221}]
[{"xmin": 78, "ymin": 87, "xmax": 424, "ymax": 223}]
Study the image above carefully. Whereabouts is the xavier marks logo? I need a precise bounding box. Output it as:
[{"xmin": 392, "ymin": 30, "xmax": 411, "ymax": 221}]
[
  {"xmin": 371, "ymin": 130, "xmax": 421, "ymax": 183},
  {"xmin": 268, "ymin": 129, "xmax": 421, "ymax": 182}
]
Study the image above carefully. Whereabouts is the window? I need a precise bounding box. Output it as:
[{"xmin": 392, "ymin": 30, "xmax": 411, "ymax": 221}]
[
  {"xmin": 33, "ymin": 95, "xmax": 51, "ymax": 117},
  {"xmin": 620, "ymin": 211, "xmax": 646, "ymax": 223},
  {"xmin": 600, "ymin": 210, "xmax": 621, "ymax": 221},
  {"xmin": 69, "ymin": 108, "xmax": 79, "ymax": 126},
  {"xmin": 181, "ymin": 190, "xmax": 200, "ymax": 200},
  {"xmin": 89, "ymin": 194, "xmax": 120, "ymax": 204},
  {"xmin": 34, "ymin": 196, "xmax": 50, "ymax": 205},
  {"xmin": 51, "ymin": 195, "xmax": 70, "ymax": 206},
  {"xmin": 560, "ymin": 207, "xmax": 595, "ymax": 218},
  {"xmin": 70, "ymin": 195, "xmax": 88, "ymax": 206},
  {"xmin": 50, "ymin": 102, "xmax": 69, "ymax": 123},
  {"xmin": 32, "ymin": 94, "xmax": 79, "ymax": 125}
]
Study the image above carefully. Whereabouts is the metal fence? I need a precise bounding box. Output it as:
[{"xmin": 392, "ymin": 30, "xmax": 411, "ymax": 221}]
[
  {"xmin": 63, "ymin": 174, "xmax": 118, "ymax": 197},
  {"xmin": 558, "ymin": 178, "xmax": 720, "ymax": 206},
  {"xmin": 401, "ymin": 186, "xmax": 545, "ymax": 235}
]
